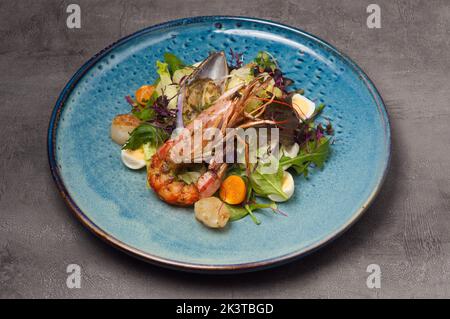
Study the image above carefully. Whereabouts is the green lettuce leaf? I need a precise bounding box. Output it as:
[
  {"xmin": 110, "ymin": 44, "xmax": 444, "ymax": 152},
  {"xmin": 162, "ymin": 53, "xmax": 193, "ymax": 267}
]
[
  {"xmin": 177, "ymin": 171, "xmax": 201, "ymax": 185},
  {"xmin": 249, "ymin": 164, "xmax": 288, "ymax": 200},
  {"xmin": 155, "ymin": 60, "xmax": 179, "ymax": 108},
  {"xmin": 164, "ymin": 53, "xmax": 186, "ymax": 76}
]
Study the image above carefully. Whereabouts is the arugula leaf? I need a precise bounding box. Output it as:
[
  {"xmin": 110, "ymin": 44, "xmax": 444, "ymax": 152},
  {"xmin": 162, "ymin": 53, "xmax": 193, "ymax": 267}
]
[
  {"xmin": 226, "ymin": 165, "xmax": 280, "ymax": 225},
  {"xmin": 164, "ymin": 53, "xmax": 186, "ymax": 76},
  {"xmin": 244, "ymin": 204, "xmax": 261, "ymax": 225},
  {"xmin": 132, "ymin": 108, "xmax": 153, "ymax": 121},
  {"xmin": 227, "ymin": 205, "xmax": 249, "ymax": 222},
  {"xmin": 132, "ymin": 106, "xmax": 155, "ymax": 122},
  {"xmin": 314, "ymin": 103, "xmax": 326, "ymax": 117},
  {"xmin": 280, "ymin": 137, "xmax": 330, "ymax": 176},
  {"xmin": 227, "ymin": 202, "xmax": 277, "ymax": 224},
  {"xmin": 122, "ymin": 123, "xmax": 168, "ymax": 150},
  {"xmin": 249, "ymin": 164, "xmax": 288, "ymax": 200}
]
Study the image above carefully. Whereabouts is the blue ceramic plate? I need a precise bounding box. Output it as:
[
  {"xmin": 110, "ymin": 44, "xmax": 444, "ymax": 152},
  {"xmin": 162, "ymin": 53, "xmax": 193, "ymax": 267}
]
[{"xmin": 48, "ymin": 16, "xmax": 390, "ymax": 273}]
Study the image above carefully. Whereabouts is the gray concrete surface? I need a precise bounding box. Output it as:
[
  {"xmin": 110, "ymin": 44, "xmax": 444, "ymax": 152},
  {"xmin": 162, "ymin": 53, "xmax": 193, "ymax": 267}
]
[{"xmin": 1, "ymin": 0, "xmax": 449, "ymax": 298}]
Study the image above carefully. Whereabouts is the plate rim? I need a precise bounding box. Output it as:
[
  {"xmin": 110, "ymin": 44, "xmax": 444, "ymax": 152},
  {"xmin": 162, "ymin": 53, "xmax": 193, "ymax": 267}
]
[{"xmin": 47, "ymin": 15, "xmax": 391, "ymax": 273}]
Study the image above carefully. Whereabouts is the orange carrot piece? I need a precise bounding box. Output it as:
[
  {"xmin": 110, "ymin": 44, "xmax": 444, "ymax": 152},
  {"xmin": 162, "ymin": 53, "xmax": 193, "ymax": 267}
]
[{"xmin": 135, "ymin": 85, "xmax": 155, "ymax": 105}]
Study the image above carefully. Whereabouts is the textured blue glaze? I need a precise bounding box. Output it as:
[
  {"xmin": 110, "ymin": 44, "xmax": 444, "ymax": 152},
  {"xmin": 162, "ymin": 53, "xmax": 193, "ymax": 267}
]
[{"xmin": 50, "ymin": 17, "xmax": 390, "ymax": 271}]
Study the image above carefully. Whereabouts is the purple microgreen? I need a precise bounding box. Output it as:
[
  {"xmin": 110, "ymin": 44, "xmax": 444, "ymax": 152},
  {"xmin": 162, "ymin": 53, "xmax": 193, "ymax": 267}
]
[
  {"xmin": 316, "ymin": 123, "xmax": 325, "ymax": 140},
  {"xmin": 229, "ymin": 48, "xmax": 243, "ymax": 69},
  {"xmin": 271, "ymin": 206, "xmax": 288, "ymax": 217},
  {"xmin": 326, "ymin": 121, "xmax": 334, "ymax": 135}
]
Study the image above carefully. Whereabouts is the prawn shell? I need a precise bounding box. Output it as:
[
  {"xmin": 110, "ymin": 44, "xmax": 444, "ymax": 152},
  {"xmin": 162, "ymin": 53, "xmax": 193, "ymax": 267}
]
[{"xmin": 148, "ymin": 152, "xmax": 200, "ymax": 206}]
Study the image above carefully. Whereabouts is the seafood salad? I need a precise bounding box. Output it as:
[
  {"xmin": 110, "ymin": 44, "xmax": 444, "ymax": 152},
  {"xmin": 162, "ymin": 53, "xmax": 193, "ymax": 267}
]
[{"xmin": 110, "ymin": 50, "xmax": 333, "ymax": 229}]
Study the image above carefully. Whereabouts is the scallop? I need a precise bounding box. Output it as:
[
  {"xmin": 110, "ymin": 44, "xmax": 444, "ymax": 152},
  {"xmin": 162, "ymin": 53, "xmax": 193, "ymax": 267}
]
[
  {"xmin": 194, "ymin": 197, "xmax": 230, "ymax": 228},
  {"xmin": 110, "ymin": 114, "xmax": 140, "ymax": 145}
]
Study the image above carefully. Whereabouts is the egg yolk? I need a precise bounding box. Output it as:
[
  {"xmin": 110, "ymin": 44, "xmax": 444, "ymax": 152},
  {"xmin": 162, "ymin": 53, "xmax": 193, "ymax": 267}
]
[{"xmin": 125, "ymin": 148, "xmax": 145, "ymax": 160}]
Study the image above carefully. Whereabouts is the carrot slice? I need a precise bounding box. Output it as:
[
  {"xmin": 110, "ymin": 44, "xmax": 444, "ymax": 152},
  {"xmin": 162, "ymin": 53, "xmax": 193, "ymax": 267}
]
[
  {"xmin": 135, "ymin": 85, "xmax": 155, "ymax": 105},
  {"xmin": 219, "ymin": 175, "xmax": 247, "ymax": 205}
]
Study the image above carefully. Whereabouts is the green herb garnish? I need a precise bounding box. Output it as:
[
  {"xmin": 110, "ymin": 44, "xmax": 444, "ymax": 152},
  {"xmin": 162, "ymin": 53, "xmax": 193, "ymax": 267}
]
[
  {"xmin": 227, "ymin": 202, "xmax": 277, "ymax": 224},
  {"xmin": 250, "ymin": 164, "xmax": 288, "ymax": 200},
  {"xmin": 164, "ymin": 53, "xmax": 186, "ymax": 76},
  {"xmin": 254, "ymin": 51, "xmax": 277, "ymax": 72},
  {"xmin": 280, "ymin": 137, "xmax": 330, "ymax": 176}
]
